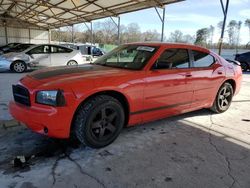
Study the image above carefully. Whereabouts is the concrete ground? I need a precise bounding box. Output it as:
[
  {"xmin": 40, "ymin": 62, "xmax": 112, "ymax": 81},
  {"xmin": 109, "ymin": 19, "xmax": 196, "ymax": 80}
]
[{"xmin": 0, "ymin": 71, "xmax": 250, "ymax": 188}]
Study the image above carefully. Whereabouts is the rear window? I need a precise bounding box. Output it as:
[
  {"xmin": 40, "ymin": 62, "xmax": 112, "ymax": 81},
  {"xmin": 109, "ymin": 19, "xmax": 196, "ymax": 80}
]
[
  {"xmin": 51, "ymin": 46, "xmax": 73, "ymax": 53},
  {"xmin": 192, "ymin": 50, "xmax": 215, "ymax": 68}
]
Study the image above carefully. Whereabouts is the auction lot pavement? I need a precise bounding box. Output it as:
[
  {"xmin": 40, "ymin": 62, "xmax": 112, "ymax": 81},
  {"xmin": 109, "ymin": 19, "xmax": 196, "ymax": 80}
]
[{"xmin": 0, "ymin": 72, "xmax": 250, "ymax": 188}]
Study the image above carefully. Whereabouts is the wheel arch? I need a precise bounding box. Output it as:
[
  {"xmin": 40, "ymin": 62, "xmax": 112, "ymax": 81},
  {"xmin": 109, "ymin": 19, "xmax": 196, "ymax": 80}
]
[
  {"xmin": 10, "ymin": 59, "xmax": 26, "ymax": 70},
  {"xmin": 67, "ymin": 59, "xmax": 78, "ymax": 65},
  {"xmin": 70, "ymin": 90, "xmax": 130, "ymax": 132},
  {"xmin": 224, "ymin": 79, "xmax": 236, "ymax": 94}
]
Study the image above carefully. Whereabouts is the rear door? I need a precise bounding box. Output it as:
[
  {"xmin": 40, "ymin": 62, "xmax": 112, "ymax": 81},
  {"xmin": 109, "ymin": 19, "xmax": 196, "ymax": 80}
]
[
  {"xmin": 189, "ymin": 50, "xmax": 225, "ymax": 108},
  {"xmin": 50, "ymin": 46, "xmax": 73, "ymax": 66},
  {"xmin": 143, "ymin": 48, "xmax": 194, "ymax": 122}
]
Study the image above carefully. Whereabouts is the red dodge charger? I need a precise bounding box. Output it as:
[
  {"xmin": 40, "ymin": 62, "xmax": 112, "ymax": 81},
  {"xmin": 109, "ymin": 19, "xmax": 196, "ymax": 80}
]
[{"xmin": 9, "ymin": 43, "xmax": 242, "ymax": 148}]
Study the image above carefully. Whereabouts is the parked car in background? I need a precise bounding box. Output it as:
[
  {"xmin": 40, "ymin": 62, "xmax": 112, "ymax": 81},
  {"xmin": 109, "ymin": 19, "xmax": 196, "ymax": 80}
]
[
  {"xmin": 235, "ymin": 51, "xmax": 250, "ymax": 71},
  {"xmin": 0, "ymin": 44, "xmax": 84, "ymax": 73},
  {"xmin": 62, "ymin": 43, "xmax": 105, "ymax": 56},
  {"xmin": 62, "ymin": 43, "xmax": 105, "ymax": 62},
  {"xmin": 0, "ymin": 43, "xmax": 21, "ymax": 54},
  {"xmin": 10, "ymin": 43, "xmax": 242, "ymax": 148}
]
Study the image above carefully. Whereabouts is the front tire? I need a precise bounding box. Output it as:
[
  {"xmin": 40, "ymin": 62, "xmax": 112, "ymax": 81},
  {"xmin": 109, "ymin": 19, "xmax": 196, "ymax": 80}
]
[
  {"xmin": 11, "ymin": 61, "xmax": 27, "ymax": 73},
  {"xmin": 210, "ymin": 82, "xmax": 233, "ymax": 113},
  {"xmin": 72, "ymin": 95, "xmax": 125, "ymax": 148}
]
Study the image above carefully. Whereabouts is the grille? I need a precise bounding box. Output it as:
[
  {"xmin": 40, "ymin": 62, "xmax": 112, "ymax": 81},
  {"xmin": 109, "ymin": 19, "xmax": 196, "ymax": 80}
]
[{"xmin": 12, "ymin": 85, "xmax": 31, "ymax": 106}]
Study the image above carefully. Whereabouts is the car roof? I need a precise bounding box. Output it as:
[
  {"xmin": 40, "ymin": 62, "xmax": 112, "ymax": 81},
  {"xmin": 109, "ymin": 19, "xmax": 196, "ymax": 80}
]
[
  {"xmin": 126, "ymin": 42, "xmax": 210, "ymax": 53},
  {"xmin": 31, "ymin": 44, "xmax": 72, "ymax": 48},
  {"xmin": 23, "ymin": 44, "xmax": 74, "ymax": 52}
]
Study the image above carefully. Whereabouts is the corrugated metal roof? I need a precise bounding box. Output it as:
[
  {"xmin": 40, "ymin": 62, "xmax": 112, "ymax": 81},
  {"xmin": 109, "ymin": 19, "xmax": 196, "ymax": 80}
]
[{"xmin": 0, "ymin": 0, "xmax": 183, "ymax": 29}]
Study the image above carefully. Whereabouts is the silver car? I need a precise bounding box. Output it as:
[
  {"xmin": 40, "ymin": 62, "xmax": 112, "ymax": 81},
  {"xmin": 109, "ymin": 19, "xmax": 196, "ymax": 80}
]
[{"xmin": 0, "ymin": 44, "xmax": 84, "ymax": 73}]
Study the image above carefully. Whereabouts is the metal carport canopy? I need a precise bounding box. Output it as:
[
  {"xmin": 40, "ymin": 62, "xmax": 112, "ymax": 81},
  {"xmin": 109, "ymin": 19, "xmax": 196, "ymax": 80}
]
[{"xmin": 0, "ymin": 0, "xmax": 183, "ymax": 29}]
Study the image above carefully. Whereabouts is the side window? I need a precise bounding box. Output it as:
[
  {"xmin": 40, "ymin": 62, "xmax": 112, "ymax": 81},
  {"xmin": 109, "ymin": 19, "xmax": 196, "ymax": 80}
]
[
  {"xmin": 28, "ymin": 45, "xmax": 49, "ymax": 54},
  {"xmin": 58, "ymin": 46, "xmax": 72, "ymax": 53},
  {"xmin": 192, "ymin": 50, "xmax": 215, "ymax": 68},
  {"xmin": 51, "ymin": 46, "xmax": 72, "ymax": 53},
  {"xmin": 153, "ymin": 48, "xmax": 190, "ymax": 69}
]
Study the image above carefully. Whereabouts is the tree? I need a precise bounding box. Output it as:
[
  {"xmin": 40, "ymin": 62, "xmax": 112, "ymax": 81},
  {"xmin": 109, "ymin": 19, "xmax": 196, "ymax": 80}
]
[
  {"xmin": 237, "ymin": 21, "xmax": 242, "ymax": 44},
  {"xmin": 245, "ymin": 19, "xmax": 250, "ymax": 42},
  {"xmin": 195, "ymin": 28, "xmax": 209, "ymax": 46},
  {"xmin": 168, "ymin": 30, "xmax": 184, "ymax": 42},
  {"xmin": 94, "ymin": 20, "xmax": 117, "ymax": 44},
  {"xmin": 142, "ymin": 30, "xmax": 161, "ymax": 41},
  {"xmin": 126, "ymin": 23, "xmax": 141, "ymax": 42},
  {"xmin": 227, "ymin": 20, "xmax": 238, "ymax": 46},
  {"xmin": 217, "ymin": 21, "xmax": 223, "ymax": 34},
  {"xmin": 182, "ymin": 34, "xmax": 195, "ymax": 44},
  {"xmin": 208, "ymin": 25, "xmax": 215, "ymax": 45}
]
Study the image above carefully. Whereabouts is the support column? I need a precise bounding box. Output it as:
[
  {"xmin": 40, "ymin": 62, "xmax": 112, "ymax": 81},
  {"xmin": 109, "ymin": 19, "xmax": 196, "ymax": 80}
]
[
  {"xmin": 110, "ymin": 16, "xmax": 121, "ymax": 45},
  {"xmin": 4, "ymin": 24, "xmax": 8, "ymax": 44},
  {"xmin": 91, "ymin": 22, "xmax": 93, "ymax": 45},
  {"xmin": 71, "ymin": 25, "xmax": 74, "ymax": 43},
  {"xmin": 28, "ymin": 28, "xmax": 31, "ymax": 43},
  {"xmin": 83, "ymin": 22, "xmax": 93, "ymax": 56},
  {"xmin": 59, "ymin": 27, "xmax": 61, "ymax": 44},
  {"xmin": 218, "ymin": 0, "xmax": 229, "ymax": 55},
  {"xmin": 155, "ymin": 6, "xmax": 166, "ymax": 42},
  {"xmin": 48, "ymin": 29, "xmax": 51, "ymax": 44},
  {"xmin": 118, "ymin": 16, "xmax": 120, "ymax": 45},
  {"xmin": 83, "ymin": 22, "xmax": 93, "ymax": 45}
]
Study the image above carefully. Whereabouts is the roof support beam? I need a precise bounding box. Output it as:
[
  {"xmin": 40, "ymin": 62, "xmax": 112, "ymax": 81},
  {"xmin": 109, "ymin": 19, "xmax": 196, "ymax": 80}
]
[
  {"xmin": 218, "ymin": 0, "xmax": 229, "ymax": 55},
  {"xmin": 0, "ymin": 0, "xmax": 182, "ymax": 29},
  {"xmin": 154, "ymin": 6, "xmax": 166, "ymax": 42}
]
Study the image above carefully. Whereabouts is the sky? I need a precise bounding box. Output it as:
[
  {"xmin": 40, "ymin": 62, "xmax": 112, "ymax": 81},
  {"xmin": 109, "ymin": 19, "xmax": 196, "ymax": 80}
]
[{"xmin": 92, "ymin": 0, "xmax": 250, "ymax": 44}]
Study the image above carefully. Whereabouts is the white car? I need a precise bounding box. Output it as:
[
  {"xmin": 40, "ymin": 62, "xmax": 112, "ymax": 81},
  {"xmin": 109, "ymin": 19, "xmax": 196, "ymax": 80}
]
[{"xmin": 0, "ymin": 44, "xmax": 84, "ymax": 73}]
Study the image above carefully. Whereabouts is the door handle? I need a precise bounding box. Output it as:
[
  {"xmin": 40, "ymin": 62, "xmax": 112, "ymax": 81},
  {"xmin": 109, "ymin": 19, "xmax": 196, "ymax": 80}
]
[
  {"xmin": 217, "ymin": 71, "xmax": 223, "ymax": 75},
  {"xmin": 185, "ymin": 73, "xmax": 192, "ymax": 77}
]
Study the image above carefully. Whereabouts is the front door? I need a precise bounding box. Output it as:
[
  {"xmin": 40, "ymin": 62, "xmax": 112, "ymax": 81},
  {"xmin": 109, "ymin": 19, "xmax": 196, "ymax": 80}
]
[
  {"xmin": 27, "ymin": 45, "xmax": 50, "ymax": 67},
  {"xmin": 143, "ymin": 48, "xmax": 193, "ymax": 122}
]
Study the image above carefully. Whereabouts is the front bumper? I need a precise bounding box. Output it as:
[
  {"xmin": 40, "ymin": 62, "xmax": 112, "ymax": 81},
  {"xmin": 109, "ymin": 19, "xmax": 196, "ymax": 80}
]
[
  {"xmin": 9, "ymin": 101, "xmax": 74, "ymax": 138},
  {"xmin": 0, "ymin": 59, "xmax": 11, "ymax": 71}
]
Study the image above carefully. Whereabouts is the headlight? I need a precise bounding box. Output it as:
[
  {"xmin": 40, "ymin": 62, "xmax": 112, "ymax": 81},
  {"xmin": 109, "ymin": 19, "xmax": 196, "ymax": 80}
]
[{"xmin": 36, "ymin": 90, "xmax": 65, "ymax": 106}]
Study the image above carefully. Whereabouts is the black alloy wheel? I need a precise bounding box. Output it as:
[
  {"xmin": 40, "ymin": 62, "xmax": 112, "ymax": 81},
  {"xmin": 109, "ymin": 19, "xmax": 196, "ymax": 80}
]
[
  {"xmin": 211, "ymin": 82, "xmax": 233, "ymax": 113},
  {"xmin": 73, "ymin": 95, "xmax": 125, "ymax": 148}
]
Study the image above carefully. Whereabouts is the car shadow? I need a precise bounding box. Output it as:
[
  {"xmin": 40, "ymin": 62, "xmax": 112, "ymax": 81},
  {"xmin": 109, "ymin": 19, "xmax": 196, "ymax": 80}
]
[
  {"xmin": 0, "ymin": 108, "xmax": 250, "ymax": 187},
  {"xmin": 0, "ymin": 108, "xmax": 249, "ymax": 176}
]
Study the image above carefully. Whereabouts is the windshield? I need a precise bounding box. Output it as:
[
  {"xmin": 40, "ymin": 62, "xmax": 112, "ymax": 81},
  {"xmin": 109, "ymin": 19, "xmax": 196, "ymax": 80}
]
[{"xmin": 94, "ymin": 45, "xmax": 158, "ymax": 70}]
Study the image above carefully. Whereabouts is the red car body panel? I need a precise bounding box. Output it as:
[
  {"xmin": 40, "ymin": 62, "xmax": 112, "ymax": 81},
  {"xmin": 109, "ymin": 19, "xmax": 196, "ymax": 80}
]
[{"xmin": 9, "ymin": 43, "xmax": 242, "ymax": 138}]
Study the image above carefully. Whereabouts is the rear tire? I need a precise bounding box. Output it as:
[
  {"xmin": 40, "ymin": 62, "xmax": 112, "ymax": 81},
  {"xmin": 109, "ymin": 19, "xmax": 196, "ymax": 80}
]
[
  {"xmin": 67, "ymin": 60, "xmax": 78, "ymax": 66},
  {"xmin": 210, "ymin": 82, "xmax": 233, "ymax": 113},
  {"xmin": 11, "ymin": 61, "xmax": 27, "ymax": 73},
  {"xmin": 72, "ymin": 95, "xmax": 125, "ymax": 148}
]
